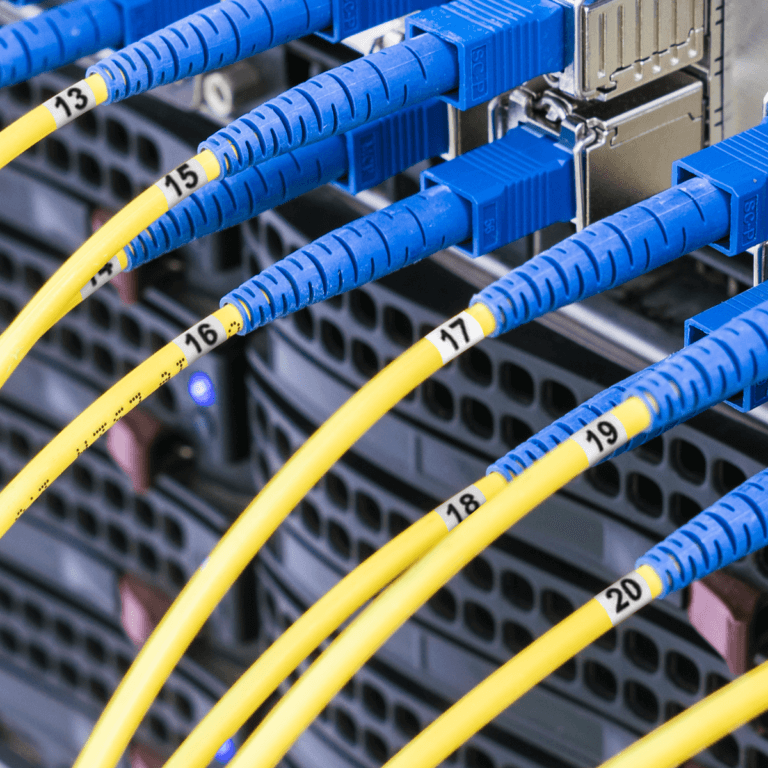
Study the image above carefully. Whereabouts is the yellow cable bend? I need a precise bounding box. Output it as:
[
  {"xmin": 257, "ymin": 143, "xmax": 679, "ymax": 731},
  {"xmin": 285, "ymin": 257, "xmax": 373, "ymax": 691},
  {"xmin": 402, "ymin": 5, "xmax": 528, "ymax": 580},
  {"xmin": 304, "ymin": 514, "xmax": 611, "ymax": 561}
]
[
  {"xmin": 165, "ymin": 474, "xmax": 506, "ymax": 768},
  {"xmin": 0, "ymin": 304, "xmax": 242, "ymax": 539},
  {"xmin": 0, "ymin": 150, "xmax": 219, "ymax": 390},
  {"xmin": 0, "ymin": 74, "xmax": 108, "ymax": 169},
  {"xmin": 73, "ymin": 303, "xmax": 496, "ymax": 768},
  {"xmin": 227, "ymin": 398, "xmax": 653, "ymax": 768},
  {"xmin": 599, "ymin": 659, "xmax": 768, "ymax": 768},
  {"xmin": 380, "ymin": 564, "xmax": 664, "ymax": 768}
]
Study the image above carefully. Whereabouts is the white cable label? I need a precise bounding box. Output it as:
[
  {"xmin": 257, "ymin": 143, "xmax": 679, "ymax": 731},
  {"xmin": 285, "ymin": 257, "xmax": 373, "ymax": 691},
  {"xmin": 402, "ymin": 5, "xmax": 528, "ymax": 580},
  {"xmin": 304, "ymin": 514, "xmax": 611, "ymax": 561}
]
[
  {"xmin": 425, "ymin": 311, "xmax": 485, "ymax": 364},
  {"xmin": 569, "ymin": 413, "xmax": 628, "ymax": 467},
  {"xmin": 80, "ymin": 256, "xmax": 123, "ymax": 300},
  {"xmin": 595, "ymin": 571, "xmax": 654, "ymax": 626},
  {"xmin": 44, "ymin": 80, "xmax": 98, "ymax": 128},
  {"xmin": 435, "ymin": 485, "xmax": 486, "ymax": 531},
  {"xmin": 155, "ymin": 159, "xmax": 208, "ymax": 208},
  {"xmin": 171, "ymin": 314, "xmax": 227, "ymax": 365}
]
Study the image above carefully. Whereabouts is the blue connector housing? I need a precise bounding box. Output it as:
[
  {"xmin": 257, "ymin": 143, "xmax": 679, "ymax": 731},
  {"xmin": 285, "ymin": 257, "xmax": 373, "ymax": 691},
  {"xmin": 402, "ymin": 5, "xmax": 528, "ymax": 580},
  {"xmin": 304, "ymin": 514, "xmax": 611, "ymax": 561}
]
[
  {"xmin": 125, "ymin": 100, "xmax": 449, "ymax": 271},
  {"xmin": 685, "ymin": 281, "xmax": 768, "ymax": 412},
  {"xmin": 637, "ymin": 468, "xmax": 768, "ymax": 597},
  {"xmin": 319, "ymin": 0, "xmax": 444, "ymax": 42},
  {"xmin": 114, "ymin": 0, "xmax": 212, "ymax": 43},
  {"xmin": 422, "ymin": 124, "xmax": 573, "ymax": 256},
  {"xmin": 407, "ymin": 0, "xmax": 568, "ymax": 110},
  {"xmin": 674, "ymin": 118, "xmax": 768, "ymax": 255}
]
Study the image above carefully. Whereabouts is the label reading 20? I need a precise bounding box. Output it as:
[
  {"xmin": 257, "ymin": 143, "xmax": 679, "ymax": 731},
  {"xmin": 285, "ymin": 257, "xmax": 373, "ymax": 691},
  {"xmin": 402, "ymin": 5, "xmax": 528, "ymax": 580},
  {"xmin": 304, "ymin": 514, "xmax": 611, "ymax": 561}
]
[
  {"xmin": 156, "ymin": 159, "xmax": 207, "ymax": 207},
  {"xmin": 44, "ymin": 80, "xmax": 97, "ymax": 128},
  {"xmin": 570, "ymin": 413, "xmax": 628, "ymax": 466},
  {"xmin": 595, "ymin": 571, "xmax": 653, "ymax": 626},
  {"xmin": 171, "ymin": 315, "xmax": 227, "ymax": 365},
  {"xmin": 425, "ymin": 312, "xmax": 485, "ymax": 364}
]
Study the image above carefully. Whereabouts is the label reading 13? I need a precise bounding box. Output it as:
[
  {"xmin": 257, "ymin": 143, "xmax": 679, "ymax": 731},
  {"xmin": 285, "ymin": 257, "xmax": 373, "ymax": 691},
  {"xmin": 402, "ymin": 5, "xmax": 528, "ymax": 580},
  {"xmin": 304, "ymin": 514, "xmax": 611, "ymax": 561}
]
[
  {"xmin": 172, "ymin": 315, "xmax": 227, "ymax": 365},
  {"xmin": 435, "ymin": 485, "xmax": 486, "ymax": 531},
  {"xmin": 425, "ymin": 312, "xmax": 485, "ymax": 364},
  {"xmin": 595, "ymin": 571, "xmax": 653, "ymax": 626},
  {"xmin": 156, "ymin": 159, "xmax": 207, "ymax": 208},
  {"xmin": 44, "ymin": 80, "xmax": 97, "ymax": 128},
  {"xmin": 570, "ymin": 413, "xmax": 628, "ymax": 466}
]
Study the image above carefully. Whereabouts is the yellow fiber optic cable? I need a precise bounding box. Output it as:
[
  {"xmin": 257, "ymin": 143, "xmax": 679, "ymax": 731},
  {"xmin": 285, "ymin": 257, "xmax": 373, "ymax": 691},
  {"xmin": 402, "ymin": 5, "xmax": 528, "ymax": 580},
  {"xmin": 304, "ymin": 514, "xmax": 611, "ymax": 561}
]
[
  {"xmin": 379, "ymin": 565, "xmax": 664, "ymax": 768},
  {"xmin": 597, "ymin": 659, "xmax": 768, "ymax": 768},
  {"xmin": 164, "ymin": 473, "xmax": 506, "ymax": 768},
  {"xmin": 0, "ymin": 304, "xmax": 243, "ymax": 538},
  {"xmin": 225, "ymin": 399, "xmax": 653, "ymax": 768},
  {"xmin": 0, "ymin": 150, "xmax": 220, "ymax": 390},
  {"xmin": 72, "ymin": 304, "xmax": 496, "ymax": 768},
  {"xmin": 0, "ymin": 75, "xmax": 108, "ymax": 169}
]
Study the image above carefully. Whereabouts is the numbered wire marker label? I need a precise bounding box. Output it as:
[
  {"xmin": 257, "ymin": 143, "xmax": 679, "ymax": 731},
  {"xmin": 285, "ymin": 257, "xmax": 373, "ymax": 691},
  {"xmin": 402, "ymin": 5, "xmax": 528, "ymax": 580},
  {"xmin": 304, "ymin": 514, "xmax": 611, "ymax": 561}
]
[
  {"xmin": 80, "ymin": 256, "xmax": 123, "ymax": 300},
  {"xmin": 595, "ymin": 571, "xmax": 654, "ymax": 626},
  {"xmin": 426, "ymin": 312, "xmax": 485, "ymax": 364},
  {"xmin": 570, "ymin": 413, "xmax": 628, "ymax": 467},
  {"xmin": 44, "ymin": 80, "xmax": 98, "ymax": 128},
  {"xmin": 156, "ymin": 159, "xmax": 208, "ymax": 208},
  {"xmin": 436, "ymin": 485, "xmax": 486, "ymax": 531},
  {"xmin": 172, "ymin": 315, "xmax": 228, "ymax": 366}
]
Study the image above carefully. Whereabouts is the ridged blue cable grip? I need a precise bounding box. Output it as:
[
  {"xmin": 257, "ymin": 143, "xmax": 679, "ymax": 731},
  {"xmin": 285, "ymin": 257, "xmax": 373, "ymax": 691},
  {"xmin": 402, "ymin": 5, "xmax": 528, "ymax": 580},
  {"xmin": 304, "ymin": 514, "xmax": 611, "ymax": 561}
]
[
  {"xmin": 87, "ymin": 0, "xmax": 332, "ymax": 103},
  {"xmin": 674, "ymin": 118, "xmax": 768, "ymax": 255},
  {"xmin": 471, "ymin": 177, "xmax": 730, "ymax": 336},
  {"xmin": 637, "ymin": 468, "xmax": 768, "ymax": 597},
  {"xmin": 0, "ymin": 0, "xmax": 122, "ymax": 89},
  {"xmin": 626, "ymin": 298, "xmax": 768, "ymax": 428},
  {"xmin": 125, "ymin": 137, "xmax": 348, "ymax": 271},
  {"xmin": 319, "ymin": 0, "xmax": 444, "ymax": 42},
  {"xmin": 406, "ymin": 0, "xmax": 567, "ymax": 110},
  {"xmin": 222, "ymin": 185, "xmax": 472, "ymax": 333},
  {"xmin": 201, "ymin": 33, "xmax": 458, "ymax": 177},
  {"xmin": 422, "ymin": 125, "xmax": 574, "ymax": 257}
]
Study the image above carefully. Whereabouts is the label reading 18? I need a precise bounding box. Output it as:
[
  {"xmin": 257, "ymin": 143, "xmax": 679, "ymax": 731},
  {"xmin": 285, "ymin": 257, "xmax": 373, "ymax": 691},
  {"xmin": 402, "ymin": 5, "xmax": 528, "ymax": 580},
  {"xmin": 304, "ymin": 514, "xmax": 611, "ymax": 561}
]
[
  {"xmin": 155, "ymin": 159, "xmax": 207, "ymax": 207},
  {"xmin": 435, "ymin": 485, "xmax": 486, "ymax": 531},
  {"xmin": 44, "ymin": 80, "xmax": 97, "ymax": 128},
  {"xmin": 80, "ymin": 256, "xmax": 122, "ymax": 300},
  {"xmin": 570, "ymin": 413, "xmax": 628, "ymax": 467},
  {"xmin": 595, "ymin": 571, "xmax": 653, "ymax": 626},
  {"xmin": 171, "ymin": 315, "xmax": 227, "ymax": 365},
  {"xmin": 425, "ymin": 312, "xmax": 485, "ymax": 364}
]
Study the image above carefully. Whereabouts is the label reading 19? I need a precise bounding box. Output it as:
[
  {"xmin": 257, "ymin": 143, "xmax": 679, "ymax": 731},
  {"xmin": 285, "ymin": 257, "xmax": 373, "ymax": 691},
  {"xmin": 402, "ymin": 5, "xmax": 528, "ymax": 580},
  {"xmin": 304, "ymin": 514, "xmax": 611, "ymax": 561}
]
[
  {"xmin": 425, "ymin": 311, "xmax": 485, "ymax": 364},
  {"xmin": 44, "ymin": 80, "xmax": 97, "ymax": 128},
  {"xmin": 435, "ymin": 485, "xmax": 486, "ymax": 531},
  {"xmin": 570, "ymin": 412, "xmax": 628, "ymax": 467},
  {"xmin": 171, "ymin": 315, "xmax": 227, "ymax": 365},
  {"xmin": 595, "ymin": 571, "xmax": 653, "ymax": 626},
  {"xmin": 80, "ymin": 256, "xmax": 122, "ymax": 300},
  {"xmin": 156, "ymin": 159, "xmax": 207, "ymax": 207}
]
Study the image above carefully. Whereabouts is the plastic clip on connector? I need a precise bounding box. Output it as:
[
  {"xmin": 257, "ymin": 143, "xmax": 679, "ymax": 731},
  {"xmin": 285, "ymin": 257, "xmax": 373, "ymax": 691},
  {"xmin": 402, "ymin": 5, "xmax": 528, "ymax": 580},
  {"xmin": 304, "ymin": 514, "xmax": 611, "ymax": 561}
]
[
  {"xmin": 222, "ymin": 126, "xmax": 575, "ymax": 333},
  {"xmin": 87, "ymin": 0, "xmax": 446, "ymax": 104},
  {"xmin": 200, "ymin": 0, "xmax": 569, "ymax": 178},
  {"xmin": 124, "ymin": 100, "xmax": 449, "ymax": 271}
]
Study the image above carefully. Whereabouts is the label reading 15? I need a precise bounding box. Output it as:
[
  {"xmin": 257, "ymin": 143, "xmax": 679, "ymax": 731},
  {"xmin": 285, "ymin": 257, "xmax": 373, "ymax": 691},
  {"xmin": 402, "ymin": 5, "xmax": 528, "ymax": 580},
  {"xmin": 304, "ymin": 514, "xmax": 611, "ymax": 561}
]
[
  {"xmin": 435, "ymin": 485, "xmax": 486, "ymax": 531},
  {"xmin": 425, "ymin": 311, "xmax": 485, "ymax": 364},
  {"xmin": 156, "ymin": 159, "xmax": 207, "ymax": 207},
  {"xmin": 44, "ymin": 81, "xmax": 97, "ymax": 128},
  {"xmin": 570, "ymin": 413, "xmax": 628, "ymax": 467},
  {"xmin": 595, "ymin": 571, "xmax": 653, "ymax": 626},
  {"xmin": 171, "ymin": 315, "xmax": 227, "ymax": 365}
]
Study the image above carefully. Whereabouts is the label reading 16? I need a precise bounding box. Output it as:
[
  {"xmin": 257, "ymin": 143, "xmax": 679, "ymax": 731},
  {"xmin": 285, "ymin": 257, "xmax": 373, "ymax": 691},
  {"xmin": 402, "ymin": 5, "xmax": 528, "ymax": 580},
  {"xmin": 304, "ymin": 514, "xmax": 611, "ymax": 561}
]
[
  {"xmin": 44, "ymin": 81, "xmax": 97, "ymax": 128},
  {"xmin": 570, "ymin": 412, "xmax": 628, "ymax": 467},
  {"xmin": 595, "ymin": 571, "xmax": 653, "ymax": 626},
  {"xmin": 435, "ymin": 485, "xmax": 486, "ymax": 531},
  {"xmin": 156, "ymin": 159, "xmax": 207, "ymax": 207},
  {"xmin": 171, "ymin": 315, "xmax": 227, "ymax": 365},
  {"xmin": 425, "ymin": 311, "xmax": 485, "ymax": 364}
]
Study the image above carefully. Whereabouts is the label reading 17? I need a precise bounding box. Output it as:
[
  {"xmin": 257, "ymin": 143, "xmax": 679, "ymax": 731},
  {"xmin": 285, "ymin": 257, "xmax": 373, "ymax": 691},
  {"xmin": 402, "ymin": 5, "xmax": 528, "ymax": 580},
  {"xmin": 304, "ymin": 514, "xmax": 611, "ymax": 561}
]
[
  {"xmin": 435, "ymin": 485, "xmax": 486, "ymax": 531},
  {"xmin": 595, "ymin": 571, "xmax": 653, "ymax": 626},
  {"xmin": 425, "ymin": 311, "xmax": 485, "ymax": 364},
  {"xmin": 44, "ymin": 80, "xmax": 97, "ymax": 128},
  {"xmin": 155, "ymin": 159, "xmax": 207, "ymax": 208},
  {"xmin": 171, "ymin": 315, "xmax": 228, "ymax": 365},
  {"xmin": 570, "ymin": 412, "xmax": 628, "ymax": 467}
]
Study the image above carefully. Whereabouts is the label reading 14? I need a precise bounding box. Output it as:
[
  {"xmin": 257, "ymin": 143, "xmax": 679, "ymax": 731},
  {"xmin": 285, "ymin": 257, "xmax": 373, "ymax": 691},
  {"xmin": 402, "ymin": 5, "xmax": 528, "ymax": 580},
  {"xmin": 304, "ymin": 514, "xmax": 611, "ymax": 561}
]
[
  {"xmin": 435, "ymin": 485, "xmax": 486, "ymax": 531},
  {"xmin": 172, "ymin": 315, "xmax": 227, "ymax": 365},
  {"xmin": 80, "ymin": 256, "xmax": 122, "ymax": 300},
  {"xmin": 570, "ymin": 412, "xmax": 628, "ymax": 467},
  {"xmin": 156, "ymin": 159, "xmax": 208, "ymax": 207},
  {"xmin": 595, "ymin": 571, "xmax": 653, "ymax": 626},
  {"xmin": 425, "ymin": 312, "xmax": 485, "ymax": 364},
  {"xmin": 44, "ymin": 80, "xmax": 97, "ymax": 128}
]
